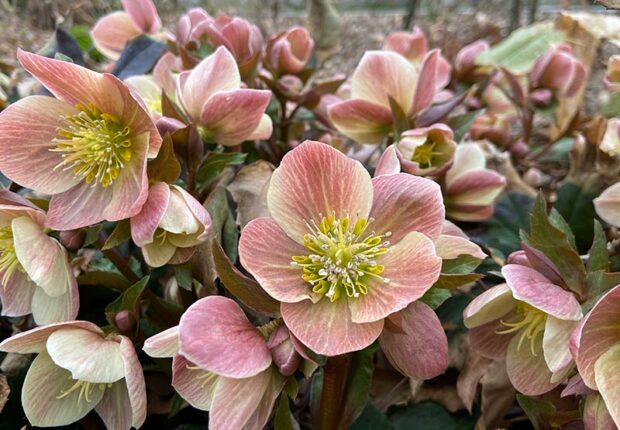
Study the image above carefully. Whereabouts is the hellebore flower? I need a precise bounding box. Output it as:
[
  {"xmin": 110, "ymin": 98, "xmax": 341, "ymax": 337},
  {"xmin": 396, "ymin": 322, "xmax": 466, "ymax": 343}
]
[
  {"xmin": 595, "ymin": 181, "xmax": 620, "ymax": 227},
  {"xmin": 0, "ymin": 51, "xmax": 162, "ymax": 230},
  {"xmin": 469, "ymin": 113, "xmax": 512, "ymax": 148},
  {"xmin": 443, "ymin": 143, "xmax": 506, "ymax": 222},
  {"xmin": 265, "ymin": 26, "xmax": 314, "ymax": 77},
  {"xmin": 572, "ymin": 285, "xmax": 620, "ymax": 428},
  {"xmin": 143, "ymin": 296, "xmax": 300, "ymax": 430},
  {"xmin": 175, "ymin": 7, "xmax": 212, "ymax": 47},
  {"xmin": 176, "ymin": 46, "xmax": 272, "ymax": 145},
  {"xmin": 239, "ymin": 140, "xmax": 443, "ymax": 356},
  {"xmin": 328, "ymin": 49, "xmax": 442, "ymax": 144},
  {"xmin": 530, "ymin": 44, "xmax": 586, "ymax": 99},
  {"xmin": 464, "ymin": 254, "xmax": 583, "ymax": 395},
  {"xmin": 91, "ymin": 0, "xmax": 162, "ymax": 60},
  {"xmin": 454, "ymin": 39, "xmax": 490, "ymax": 81},
  {"xmin": 605, "ymin": 55, "xmax": 620, "ymax": 92},
  {"xmin": 130, "ymin": 182, "xmax": 212, "ymax": 267},
  {"xmin": 0, "ymin": 321, "xmax": 146, "ymax": 429},
  {"xmin": 125, "ymin": 75, "xmax": 163, "ymax": 119},
  {"xmin": 0, "ymin": 190, "xmax": 78, "ymax": 324}
]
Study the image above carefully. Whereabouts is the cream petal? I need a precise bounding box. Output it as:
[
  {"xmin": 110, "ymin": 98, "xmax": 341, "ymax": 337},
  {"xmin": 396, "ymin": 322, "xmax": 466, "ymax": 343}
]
[
  {"xmin": 31, "ymin": 281, "xmax": 79, "ymax": 325},
  {"xmin": 463, "ymin": 284, "xmax": 515, "ymax": 328},
  {"xmin": 0, "ymin": 321, "xmax": 102, "ymax": 354},
  {"xmin": 131, "ymin": 181, "xmax": 170, "ymax": 246},
  {"xmin": 0, "ymin": 272, "xmax": 35, "ymax": 317},
  {"xmin": 143, "ymin": 326, "xmax": 179, "ymax": 358},
  {"xmin": 141, "ymin": 240, "xmax": 177, "ymax": 267},
  {"xmin": 595, "ymin": 344, "xmax": 620, "ymax": 428},
  {"xmin": 90, "ymin": 11, "xmax": 141, "ymax": 60},
  {"xmin": 172, "ymin": 355, "xmax": 217, "ymax": 411},
  {"xmin": 434, "ymin": 234, "xmax": 487, "ymax": 260},
  {"xmin": 94, "ymin": 380, "xmax": 133, "ymax": 430},
  {"xmin": 583, "ymin": 394, "xmax": 617, "ymax": 430},
  {"xmin": 543, "ymin": 316, "xmax": 578, "ymax": 373},
  {"xmin": 328, "ymin": 99, "xmax": 393, "ymax": 145},
  {"xmin": 506, "ymin": 332, "xmax": 559, "ymax": 395},
  {"xmin": 595, "ymin": 182, "xmax": 620, "ymax": 228},
  {"xmin": 159, "ymin": 186, "xmax": 200, "ymax": 234},
  {"xmin": 119, "ymin": 335, "xmax": 147, "ymax": 428}
]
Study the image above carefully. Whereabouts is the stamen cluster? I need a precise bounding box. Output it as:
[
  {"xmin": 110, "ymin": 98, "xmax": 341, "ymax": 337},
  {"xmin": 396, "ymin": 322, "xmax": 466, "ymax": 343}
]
[{"xmin": 496, "ymin": 301, "xmax": 547, "ymax": 355}]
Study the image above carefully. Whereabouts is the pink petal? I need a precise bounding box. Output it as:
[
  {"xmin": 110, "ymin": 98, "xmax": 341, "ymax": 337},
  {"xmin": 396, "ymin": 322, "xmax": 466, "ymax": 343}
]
[
  {"xmin": 177, "ymin": 46, "xmax": 240, "ymax": 120},
  {"xmin": 0, "ymin": 321, "xmax": 102, "ymax": 354},
  {"xmin": 583, "ymin": 394, "xmax": 617, "ymax": 430},
  {"xmin": 543, "ymin": 316, "xmax": 578, "ymax": 373},
  {"xmin": 595, "ymin": 344, "xmax": 620, "ymax": 428},
  {"xmin": 131, "ymin": 182, "xmax": 170, "ymax": 246},
  {"xmin": 445, "ymin": 143, "xmax": 486, "ymax": 184},
  {"xmin": 328, "ymin": 99, "xmax": 393, "ymax": 145},
  {"xmin": 351, "ymin": 51, "xmax": 417, "ymax": 114},
  {"xmin": 281, "ymin": 297, "xmax": 384, "ymax": 356},
  {"xmin": 349, "ymin": 231, "xmax": 441, "ymax": 323},
  {"xmin": 153, "ymin": 52, "xmax": 178, "ymax": 98},
  {"xmin": 239, "ymin": 217, "xmax": 315, "ymax": 303},
  {"xmin": 374, "ymin": 145, "xmax": 401, "ymax": 176},
  {"xmin": 119, "ymin": 335, "xmax": 147, "ymax": 428},
  {"xmin": 95, "ymin": 380, "xmax": 133, "ymax": 430},
  {"xmin": 468, "ymin": 318, "xmax": 513, "ymax": 359},
  {"xmin": 595, "ymin": 183, "xmax": 620, "ymax": 227},
  {"xmin": 502, "ymin": 264, "xmax": 582, "ymax": 320},
  {"xmin": 446, "ymin": 169, "xmax": 506, "ymax": 205},
  {"xmin": 172, "ymin": 355, "xmax": 217, "ymax": 411},
  {"xmin": 379, "ymin": 302, "xmax": 448, "ymax": 379},
  {"xmin": 143, "ymin": 326, "xmax": 179, "ymax": 358},
  {"xmin": 179, "ymin": 296, "xmax": 272, "ymax": 378},
  {"xmin": 369, "ymin": 173, "xmax": 444, "ymax": 243},
  {"xmin": 91, "ymin": 12, "xmax": 142, "ymax": 60},
  {"xmin": 562, "ymin": 374, "xmax": 595, "ymax": 397},
  {"xmin": 434, "ymin": 234, "xmax": 487, "ymax": 260},
  {"xmin": 247, "ymin": 114, "xmax": 273, "ymax": 141},
  {"xmin": 267, "ymin": 140, "xmax": 373, "ymax": 243},
  {"xmin": 463, "ymin": 283, "xmax": 516, "ymax": 328},
  {"xmin": 505, "ymin": 333, "xmax": 559, "ymax": 395},
  {"xmin": 412, "ymin": 49, "xmax": 439, "ymax": 114},
  {"xmin": 199, "ymin": 89, "xmax": 271, "ymax": 146},
  {"xmin": 0, "ymin": 272, "xmax": 35, "ymax": 317},
  {"xmin": 0, "ymin": 96, "xmax": 80, "ymax": 194},
  {"xmin": 122, "ymin": 0, "xmax": 161, "ymax": 33}
]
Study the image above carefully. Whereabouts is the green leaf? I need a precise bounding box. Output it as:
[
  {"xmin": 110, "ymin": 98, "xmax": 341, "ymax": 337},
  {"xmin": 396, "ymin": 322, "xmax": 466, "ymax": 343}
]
[
  {"xmin": 388, "ymin": 402, "xmax": 478, "ymax": 430},
  {"xmin": 84, "ymin": 224, "xmax": 103, "ymax": 246},
  {"xmin": 529, "ymin": 136, "xmax": 573, "ymax": 163},
  {"xmin": 196, "ymin": 151, "xmax": 247, "ymax": 185},
  {"xmin": 433, "ymin": 273, "xmax": 483, "ymax": 290},
  {"xmin": 447, "ymin": 111, "xmax": 480, "ymax": 143},
  {"xmin": 516, "ymin": 394, "xmax": 556, "ymax": 430},
  {"xmin": 77, "ymin": 271, "xmax": 131, "ymax": 291},
  {"xmin": 441, "ymin": 255, "xmax": 482, "ymax": 274},
  {"xmin": 583, "ymin": 271, "xmax": 620, "ymax": 312},
  {"xmin": 104, "ymin": 276, "xmax": 149, "ymax": 325},
  {"xmin": 588, "ymin": 221, "xmax": 609, "ymax": 273},
  {"xmin": 475, "ymin": 22, "xmax": 564, "ymax": 74},
  {"xmin": 174, "ymin": 263, "xmax": 193, "ymax": 291},
  {"xmin": 420, "ymin": 287, "xmax": 451, "ymax": 309},
  {"xmin": 274, "ymin": 394, "xmax": 296, "ymax": 430},
  {"xmin": 554, "ymin": 181, "xmax": 599, "ymax": 253},
  {"xmin": 102, "ymin": 220, "xmax": 131, "ymax": 250},
  {"xmin": 351, "ymin": 404, "xmax": 392, "ymax": 430},
  {"xmin": 340, "ymin": 343, "xmax": 380, "ymax": 428}
]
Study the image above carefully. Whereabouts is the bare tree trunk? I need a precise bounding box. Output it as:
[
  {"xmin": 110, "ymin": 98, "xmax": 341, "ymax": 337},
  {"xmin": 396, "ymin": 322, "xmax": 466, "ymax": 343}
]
[
  {"xmin": 528, "ymin": 0, "xmax": 539, "ymax": 23},
  {"xmin": 402, "ymin": 0, "xmax": 420, "ymax": 30},
  {"xmin": 509, "ymin": 0, "xmax": 521, "ymax": 33}
]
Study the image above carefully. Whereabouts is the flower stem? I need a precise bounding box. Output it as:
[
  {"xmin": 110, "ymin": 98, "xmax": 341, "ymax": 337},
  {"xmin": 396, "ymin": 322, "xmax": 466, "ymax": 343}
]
[{"xmin": 315, "ymin": 354, "xmax": 352, "ymax": 430}]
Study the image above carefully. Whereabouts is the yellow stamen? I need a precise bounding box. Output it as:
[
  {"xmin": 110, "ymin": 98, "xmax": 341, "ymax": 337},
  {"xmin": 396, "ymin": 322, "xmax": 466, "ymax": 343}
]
[
  {"xmin": 496, "ymin": 302, "xmax": 547, "ymax": 355},
  {"xmin": 186, "ymin": 364, "xmax": 218, "ymax": 387},
  {"xmin": 51, "ymin": 104, "xmax": 133, "ymax": 188},
  {"xmin": 411, "ymin": 138, "xmax": 444, "ymax": 168},
  {"xmin": 291, "ymin": 214, "xmax": 391, "ymax": 302},
  {"xmin": 56, "ymin": 378, "xmax": 109, "ymax": 404},
  {"xmin": 0, "ymin": 226, "xmax": 23, "ymax": 286}
]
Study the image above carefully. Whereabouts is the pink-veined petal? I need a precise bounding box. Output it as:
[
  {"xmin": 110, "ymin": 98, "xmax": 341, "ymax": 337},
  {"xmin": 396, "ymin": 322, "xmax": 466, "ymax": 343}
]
[
  {"xmin": 502, "ymin": 264, "xmax": 582, "ymax": 320},
  {"xmin": 267, "ymin": 140, "xmax": 373, "ymax": 243},
  {"xmin": 463, "ymin": 283, "xmax": 515, "ymax": 328},
  {"xmin": 434, "ymin": 233, "xmax": 486, "ymax": 260},
  {"xmin": 584, "ymin": 394, "xmax": 617, "ymax": 430},
  {"xmin": 31, "ymin": 278, "xmax": 79, "ymax": 325},
  {"xmin": 91, "ymin": 11, "xmax": 142, "ymax": 60},
  {"xmin": 506, "ymin": 332, "xmax": 559, "ymax": 395},
  {"xmin": 246, "ymin": 114, "xmax": 273, "ymax": 141},
  {"xmin": 349, "ymin": 231, "xmax": 441, "ymax": 323},
  {"xmin": 0, "ymin": 272, "xmax": 35, "ymax": 317},
  {"xmin": 122, "ymin": 0, "xmax": 161, "ymax": 33},
  {"xmin": 412, "ymin": 49, "xmax": 439, "ymax": 114},
  {"xmin": 543, "ymin": 316, "xmax": 578, "ymax": 373},
  {"xmin": 172, "ymin": 355, "xmax": 217, "ymax": 411},
  {"xmin": 119, "ymin": 335, "xmax": 147, "ymax": 428},
  {"xmin": 0, "ymin": 321, "xmax": 102, "ymax": 354},
  {"xmin": 328, "ymin": 99, "xmax": 393, "ymax": 145},
  {"xmin": 281, "ymin": 297, "xmax": 384, "ymax": 356},
  {"xmin": 143, "ymin": 326, "xmax": 179, "ymax": 358},
  {"xmin": 239, "ymin": 217, "xmax": 314, "ymax": 303},
  {"xmin": 0, "ymin": 96, "xmax": 80, "ymax": 194},
  {"xmin": 445, "ymin": 143, "xmax": 486, "ymax": 184},
  {"xmin": 131, "ymin": 182, "xmax": 170, "ymax": 246},
  {"xmin": 369, "ymin": 173, "xmax": 444, "ymax": 243},
  {"xmin": 179, "ymin": 296, "xmax": 272, "ymax": 378},
  {"xmin": 469, "ymin": 319, "xmax": 513, "ymax": 359},
  {"xmin": 446, "ymin": 169, "xmax": 506, "ymax": 205},
  {"xmin": 379, "ymin": 302, "xmax": 448, "ymax": 379},
  {"xmin": 595, "ymin": 344, "xmax": 620, "ymax": 428},
  {"xmin": 95, "ymin": 380, "xmax": 133, "ymax": 430},
  {"xmin": 374, "ymin": 145, "xmax": 401, "ymax": 176},
  {"xmin": 199, "ymin": 89, "xmax": 271, "ymax": 146}
]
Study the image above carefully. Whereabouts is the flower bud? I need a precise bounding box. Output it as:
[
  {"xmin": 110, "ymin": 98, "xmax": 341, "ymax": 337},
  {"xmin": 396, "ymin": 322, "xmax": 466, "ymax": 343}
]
[
  {"xmin": 531, "ymin": 44, "xmax": 586, "ymax": 98},
  {"xmin": 59, "ymin": 229, "xmax": 85, "ymax": 251},
  {"xmin": 265, "ymin": 26, "xmax": 314, "ymax": 76},
  {"xmin": 529, "ymin": 88, "xmax": 553, "ymax": 108},
  {"xmin": 454, "ymin": 39, "xmax": 489, "ymax": 81},
  {"xmin": 599, "ymin": 119, "xmax": 620, "ymax": 157},
  {"xmin": 469, "ymin": 113, "xmax": 512, "ymax": 148},
  {"xmin": 115, "ymin": 310, "xmax": 137, "ymax": 334},
  {"xmin": 267, "ymin": 325, "xmax": 300, "ymax": 377}
]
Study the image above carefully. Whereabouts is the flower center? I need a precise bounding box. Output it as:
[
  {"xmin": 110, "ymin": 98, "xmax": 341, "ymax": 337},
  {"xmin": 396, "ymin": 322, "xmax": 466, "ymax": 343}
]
[
  {"xmin": 496, "ymin": 302, "xmax": 547, "ymax": 355},
  {"xmin": 0, "ymin": 226, "xmax": 22, "ymax": 285},
  {"xmin": 291, "ymin": 215, "xmax": 391, "ymax": 302},
  {"xmin": 51, "ymin": 104, "xmax": 133, "ymax": 188},
  {"xmin": 186, "ymin": 365, "xmax": 218, "ymax": 387},
  {"xmin": 411, "ymin": 139, "xmax": 442, "ymax": 168},
  {"xmin": 56, "ymin": 378, "xmax": 110, "ymax": 404}
]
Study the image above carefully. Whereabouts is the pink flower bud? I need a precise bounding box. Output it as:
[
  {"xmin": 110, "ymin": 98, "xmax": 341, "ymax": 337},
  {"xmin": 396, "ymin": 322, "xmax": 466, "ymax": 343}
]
[
  {"xmin": 454, "ymin": 39, "xmax": 489, "ymax": 80},
  {"xmin": 115, "ymin": 310, "xmax": 137, "ymax": 334},
  {"xmin": 265, "ymin": 26, "xmax": 314, "ymax": 76},
  {"xmin": 509, "ymin": 140, "xmax": 529, "ymax": 157},
  {"xmin": 529, "ymin": 88, "xmax": 553, "ymax": 107},
  {"xmin": 267, "ymin": 325, "xmax": 300, "ymax": 377},
  {"xmin": 59, "ymin": 229, "xmax": 86, "ymax": 251},
  {"xmin": 605, "ymin": 55, "xmax": 620, "ymax": 92},
  {"xmin": 176, "ymin": 7, "xmax": 212, "ymax": 46},
  {"xmin": 383, "ymin": 27, "xmax": 428, "ymax": 65},
  {"xmin": 531, "ymin": 44, "xmax": 586, "ymax": 98},
  {"xmin": 469, "ymin": 113, "xmax": 512, "ymax": 148},
  {"xmin": 507, "ymin": 250, "xmax": 529, "ymax": 266},
  {"xmin": 277, "ymin": 74, "xmax": 304, "ymax": 99}
]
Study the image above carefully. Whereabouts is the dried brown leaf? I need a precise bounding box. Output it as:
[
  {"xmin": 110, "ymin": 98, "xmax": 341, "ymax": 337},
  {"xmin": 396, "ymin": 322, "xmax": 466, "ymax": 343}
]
[{"xmin": 227, "ymin": 161, "xmax": 274, "ymax": 229}]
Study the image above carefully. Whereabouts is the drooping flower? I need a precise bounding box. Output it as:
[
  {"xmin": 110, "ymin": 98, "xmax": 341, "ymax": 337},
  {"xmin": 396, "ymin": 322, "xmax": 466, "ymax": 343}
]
[
  {"xmin": 443, "ymin": 143, "xmax": 506, "ymax": 222},
  {"xmin": 594, "ymin": 182, "xmax": 620, "ymax": 227},
  {"xmin": 463, "ymin": 252, "xmax": 582, "ymax": 395},
  {"xmin": 265, "ymin": 27, "xmax": 314, "ymax": 77},
  {"xmin": 328, "ymin": 50, "xmax": 442, "ymax": 144},
  {"xmin": 175, "ymin": 46, "xmax": 272, "ymax": 145},
  {"xmin": 239, "ymin": 140, "xmax": 443, "ymax": 356},
  {"xmin": 605, "ymin": 55, "xmax": 620, "ymax": 92},
  {"xmin": 0, "ymin": 51, "xmax": 162, "ymax": 230},
  {"xmin": 130, "ymin": 182, "xmax": 212, "ymax": 267},
  {"xmin": 572, "ymin": 285, "xmax": 620, "ymax": 428},
  {"xmin": 530, "ymin": 43, "xmax": 586, "ymax": 99},
  {"xmin": 143, "ymin": 296, "xmax": 303, "ymax": 430},
  {"xmin": 0, "ymin": 190, "xmax": 79, "ymax": 325},
  {"xmin": 91, "ymin": 0, "xmax": 162, "ymax": 60},
  {"xmin": 0, "ymin": 321, "xmax": 146, "ymax": 429}
]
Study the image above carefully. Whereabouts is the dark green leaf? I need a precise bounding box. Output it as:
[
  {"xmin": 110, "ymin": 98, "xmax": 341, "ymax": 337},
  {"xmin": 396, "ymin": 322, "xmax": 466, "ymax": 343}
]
[
  {"xmin": 583, "ymin": 271, "xmax": 620, "ymax": 312},
  {"xmin": 588, "ymin": 221, "xmax": 609, "ymax": 273},
  {"xmin": 340, "ymin": 343, "xmax": 380, "ymax": 428},
  {"xmin": 77, "ymin": 271, "xmax": 131, "ymax": 291},
  {"xmin": 447, "ymin": 111, "xmax": 480, "ymax": 143},
  {"xmin": 420, "ymin": 287, "xmax": 451, "ymax": 309},
  {"xmin": 388, "ymin": 402, "xmax": 478, "ymax": 430},
  {"xmin": 351, "ymin": 404, "xmax": 392, "ymax": 430},
  {"xmin": 601, "ymin": 92, "xmax": 620, "ymax": 118},
  {"xmin": 554, "ymin": 181, "xmax": 599, "ymax": 253},
  {"xmin": 433, "ymin": 273, "xmax": 483, "ymax": 290},
  {"xmin": 102, "ymin": 220, "xmax": 131, "ymax": 250},
  {"xmin": 84, "ymin": 224, "xmax": 103, "ymax": 246},
  {"xmin": 196, "ymin": 151, "xmax": 247, "ymax": 185},
  {"xmin": 516, "ymin": 394, "xmax": 556, "ymax": 430},
  {"xmin": 174, "ymin": 263, "xmax": 193, "ymax": 290},
  {"xmin": 274, "ymin": 394, "xmax": 296, "ymax": 430},
  {"xmin": 441, "ymin": 255, "xmax": 482, "ymax": 274},
  {"xmin": 105, "ymin": 276, "xmax": 149, "ymax": 323},
  {"xmin": 112, "ymin": 35, "xmax": 166, "ymax": 79}
]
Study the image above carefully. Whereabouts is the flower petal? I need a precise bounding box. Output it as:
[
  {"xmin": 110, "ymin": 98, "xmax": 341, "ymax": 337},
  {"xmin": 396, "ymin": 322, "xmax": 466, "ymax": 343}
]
[
  {"xmin": 374, "ymin": 145, "xmax": 401, "ymax": 176},
  {"xmin": 0, "ymin": 272, "xmax": 35, "ymax": 317},
  {"xmin": 434, "ymin": 233, "xmax": 487, "ymax": 260},
  {"xmin": 267, "ymin": 140, "xmax": 373, "ymax": 243},
  {"xmin": 543, "ymin": 316, "xmax": 578, "ymax": 373},
  {"xmin": 583, "ymin": 394, "xmax": 617, "ymax": 430},
  {"xmin": 22, "ymin": 352, "xmax": 102, "ymax": 427},
  {"xmin": 172, "ymin": 355, "xmax": 217, "ymax": 411},
  {"xmin": 143, "ymin": 326, "xmax": 179, "ymax": 358},
  {"xmin": 349, "ymin": 231, "xmax": 441, "ymax": 323},
  {"xmin": 122, "ymin": 0, "xmax": 161, "ymax": 33},
  {"xmin": 247, "ymin": 114, "xmax": 273, "ymax": 141},
  {"xmin": 31, "ymin": 280, "xmax": 79, "ymax": 325},
  {"xmin": 502, "ymin": 264, "xmax": 582, "ymax": 320},
  {"xmin": 281, "ymin": 297, "xmax": 384, "ymax": 356},
  {"xmin": 445, "ymin": 143, "xmax": 486, "ymax": 184},
  {"xmin": 0, "ymin": 321, "xmax": 102, "ymax": 354},
  {"xmin": 379, "ymin": 302, "xmax": 448, "ymax": 379},
  {"xmin": 95, "ymin": 380, "xmax": 132, "ymax": 430},
  {"xmin": 463, "ymin": 283, "xmax": 515, "ymax": 328},
  {"xmin": 412, "ymin": 49, "xmax": 439, "ymax": 114},
  {"xmin": 91, "ymin": 11, "xmax": 141, "ymax": 60},
  {"xmin": 328, "ymin": 99, "xmax": 393, "ymax": 145},
  {"xmin": 179, "ymin": 296, "xmax": 272, "ymax": 378},
  {"xmin": 131, "ymin": 182, "xmax": 170, "ymax": 246},
  {"xmin": 200, "ymin": 89, "xmax": 271, "ymax": 146},
  {"xmin": 46, "ymin": 328, "xmax": 125, "ymax": 383},
  {"xmin": 239, "ymin": 217, "xmax": 314, "ymax": 303},
  {"xmin": 595, "ymin": 344, "xmax": 620, "ymax": 429},
  {"xmin": 0, "ymin": 96, "xmax": 80, "ymax": 194},
  {"xmin": 505, "ymin": 332, "xmax": 559, "ymax": 395},
  {"xmin": 119, "ymin": 335, "xmax": 147, "ymax": 428},
  {"xmin": 446, "ymin": 169, "xmax": 506, "ymax": 205},
  {"xmin": 595, "ymin": 182, "xmax": 620, "ymax": 228},
  {"xmin": 469, "ymin": 319, "xmax": 513, "ymax": 359},
  {"xmin": 369, "ymin": 173, "xmax": 444, "ymax": 243},
  {"xmin": 141, "ymin": 241, "xmax": 177, "ymax": 267}
]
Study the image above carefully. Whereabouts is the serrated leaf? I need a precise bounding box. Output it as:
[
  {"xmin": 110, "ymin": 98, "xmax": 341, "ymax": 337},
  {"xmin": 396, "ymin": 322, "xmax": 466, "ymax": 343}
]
[
  {"xmin": 588, "ymin": 221, "xmax": 609, "ymax": 273},
  {"xmin": 196, "ymin": 151, "xmax": 247, "ymax": 185},
  {"xmin": 420, "ymin": 287, "xmax": 452, "ymax": 309},
  {"xmin": 102, "ymin": 220, "xmax": 131, "ymax": 250}
]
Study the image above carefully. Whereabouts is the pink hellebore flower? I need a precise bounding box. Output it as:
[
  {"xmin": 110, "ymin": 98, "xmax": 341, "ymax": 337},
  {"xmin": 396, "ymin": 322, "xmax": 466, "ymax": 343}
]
[
  {"xmin": 328, "ymin": 49, "xmax": 442, "ymax": 145},
  {"xmin": 464, "ymin": 256, "xmax": 583, "ymax": 395},
  {"xmin": 265, "ymin": 26, "xmax": 314, "ymax": 76},
  {"xmin": 0, "ymin": 321, "xmax": 146, "ymax": 429},
  {"xmin": 91, "ymin": 0, "xmax": 162, "ymax": 60},
  {"xmin": 595, "ymin": 181, "xmax": 620, "ymax": 227},
  {"xmin": 176, "ymin": 46, "xmax": 272, "ymax": 145},
  {"xmin": 143, "ymin": 296, "xmax": 297, "ymax": 430},
  {"xmin": 572, "ymin": 285, "xmax": 620, "ymax": 428},
  {"xmin": 0, "ymin": 190, "xmax": 78, "ymax": 324},
  {"xmin": 530, "ymin": 44, "xmax": 586, "ymax": 99},
  {"xmin": 176, "ymin": 7, "xmax": 212, "ymax": 46},
  {"xmin": 444, "ymin": 143, "xmax": 506, "ymax": 222},
  {"xmin": 239, "ymin": 141, "xmax": 443, "ymax": 356},
  {"xmin": 130, "ymin": 182, "xmax": 212, "ymax": 267},
  {"xmin": 0, "ymin": 51, "xmax": 162, "ymax": 230},
  {"xmin": 605, "ymin": 55, "xmax": 620, "ymax": 93}
]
